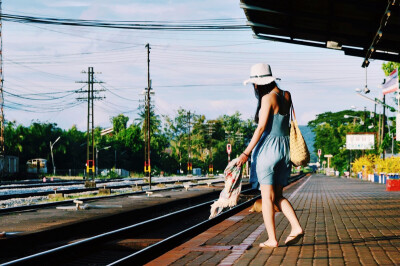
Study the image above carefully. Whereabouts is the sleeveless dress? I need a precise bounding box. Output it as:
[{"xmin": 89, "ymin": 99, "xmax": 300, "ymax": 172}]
[{"xmin": 250, "ymin": 91, "xmax": 291, "ymax": 190}]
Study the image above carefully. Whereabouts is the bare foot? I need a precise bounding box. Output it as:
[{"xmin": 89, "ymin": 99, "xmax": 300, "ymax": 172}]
[
  {"xmin": 285, "ymin": 229, "xmax": 304, "ymax": 245},
  {"xmin": 259, "ymin": 239, "xmax": 278, "ymax": 248},
  {"xmin": 289, "ymin": 228, "xmax": 304, "ymax": 237}
]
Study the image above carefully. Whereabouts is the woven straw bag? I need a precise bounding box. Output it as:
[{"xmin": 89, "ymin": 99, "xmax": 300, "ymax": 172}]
[{"xmin": 290, "ymin": 103, "xmax": 310, "ymax": 167}]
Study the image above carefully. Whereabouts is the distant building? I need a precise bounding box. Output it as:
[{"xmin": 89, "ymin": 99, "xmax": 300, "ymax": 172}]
[
  {"xmin": 0, "ymin": 156, "xmax": 19, "ymax": 174},
  {"xmin": 101, "ymin": 127, "xmax": 114, "ymax": 136}
]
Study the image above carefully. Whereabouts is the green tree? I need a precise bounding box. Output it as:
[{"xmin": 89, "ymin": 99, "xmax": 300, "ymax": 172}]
[
  {"xmin": 382, "ymin": 62, "xmax": 400, "ymax": 76},
  {"xmin": 308, "ymin": 110, "xmax": 377, "ymax": 173},
  {"xmin": 136, "ymin": 105, "xmax": 161, "ymax": 135},
  {"xmin": 111, "ymin": 114, "xmax": 129, "ymax": 133},
  {"xmin": 163, "ymin": 108, "xmax": 200, "ymax": 174}
]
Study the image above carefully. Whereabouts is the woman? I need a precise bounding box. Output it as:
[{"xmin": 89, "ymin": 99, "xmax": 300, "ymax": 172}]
[{"xmin": 237, "ymin": 63, "xmax": 303, "ymax": 248}]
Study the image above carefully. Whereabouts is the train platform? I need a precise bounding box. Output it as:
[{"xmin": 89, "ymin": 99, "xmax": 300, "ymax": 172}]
[{"xmin": 147, "ymin": 174, "xmax": 400, "ymax": 265}]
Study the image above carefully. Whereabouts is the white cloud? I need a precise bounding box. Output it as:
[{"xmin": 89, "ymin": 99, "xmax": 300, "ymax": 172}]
[
  {"xmin": 42, "ymin": 1, "xmax": 91, "ymax": 8},
  {"xmin": 298, "ymin": 111, "xmax": 317, "ymax": 125}
]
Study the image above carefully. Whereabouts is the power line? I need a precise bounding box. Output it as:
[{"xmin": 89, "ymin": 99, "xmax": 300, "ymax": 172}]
[
  {"xmin": 97, "ymin": 82, "xmax": 140, "ymax": 102},
  {"xmin": 1, "ymin": 13, "xmax": 249, "ymax": 31},
  {"xmin": 3, "ymin": 86, "xmax": 82, "ymax": 96},
  {"xmin": 4, "ymin": 58, "xmax": 76, "ymax": 80},
  {"xmin": 4, "ymin": 90, "xmax": 76, "ymax": 101}
]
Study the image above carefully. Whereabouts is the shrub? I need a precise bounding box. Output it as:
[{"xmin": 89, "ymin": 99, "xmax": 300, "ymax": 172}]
[
  {"xmin": 353, "ymin": 155, "xmax": 400, "ymax": 174},
  {"xmin": 352, "ymin": 155, "xmax": 377, "ymax": 174},
  {"xmin": 376, "ymin": 157, "xmax": 400, "ymax": 173}
]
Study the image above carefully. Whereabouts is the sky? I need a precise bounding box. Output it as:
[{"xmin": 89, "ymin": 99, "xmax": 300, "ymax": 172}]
[{"xmin": 2, "ymin": 0, "xmax": 397, "ymax": 130}]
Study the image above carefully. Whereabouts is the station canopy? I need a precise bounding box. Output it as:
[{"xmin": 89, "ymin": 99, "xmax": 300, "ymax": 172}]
[{"xmin": 240, "ymin": 0, "xmax": 400, "ymax": 67}]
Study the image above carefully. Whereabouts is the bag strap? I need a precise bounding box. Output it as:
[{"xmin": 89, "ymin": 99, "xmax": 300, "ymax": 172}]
[{"xmin": 291, "ymin": 101, "xmax": 297, "ymax": 122}]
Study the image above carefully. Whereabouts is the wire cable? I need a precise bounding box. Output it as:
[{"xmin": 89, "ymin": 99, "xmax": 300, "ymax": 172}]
[{"xmin": 1, "ymin": 14, "xmax": 249, "ymax": 31}]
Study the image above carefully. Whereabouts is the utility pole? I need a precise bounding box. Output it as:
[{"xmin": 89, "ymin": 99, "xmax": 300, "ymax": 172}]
[
  {"xmin": 0, "ymin": 0, "xmax": 5, "ymax": 178},
  {"xmin": 382, "ymin": 95, "xmax": 386, "ymax": 159},
  {"xmin": 76, "ymin": 67, "xmax": 104, "ymax": 182},
  {"xmin": 364, "ymin": 107, "xmax": 367, "ymax": 132},
  {"xmin": 145, "ymin": 43, "xmax": 152, "ymax": 188},
  {"xmin": 187, "ymin": 111, "xmax": 192, "ymax": 176},
  {"xmin": 207, "ymin": 122, "xmax": 215, "ymax": 176}
]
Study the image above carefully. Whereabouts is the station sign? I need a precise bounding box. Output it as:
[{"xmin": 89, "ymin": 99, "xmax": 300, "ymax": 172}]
[
  {"xmin": 382, "ymin": 69, "xmax": 399, "ymax": 95},
  {"xmin": 346, "ymin": 133, "xmax": 375, "ymax": 150},
  {"xmin": 226, "ymin": 143, "xmax": 231, "ymax": 154}
]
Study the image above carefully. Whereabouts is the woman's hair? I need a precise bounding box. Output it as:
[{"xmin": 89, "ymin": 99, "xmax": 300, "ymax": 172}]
[{"xmin": 253, "ymin": 81, "xmax": 277, "ymax": 123}]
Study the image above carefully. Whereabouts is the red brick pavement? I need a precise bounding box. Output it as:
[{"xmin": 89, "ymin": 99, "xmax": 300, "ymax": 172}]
[{"xmin": 146, "ymin": 174, "xmax": 400, "ymax": 265}]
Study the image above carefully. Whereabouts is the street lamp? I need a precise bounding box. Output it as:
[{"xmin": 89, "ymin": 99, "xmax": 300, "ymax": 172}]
[
  {"xmin": 96, "ymin": 146, "xmax": 111, "ymax": 177},
  {"xmin": 355, "ymin": 89, "xmax": 396, "ymax": 113},
  {"xmin": 50, "ymin": 136, "xmax": 61, "ymax": 176}
]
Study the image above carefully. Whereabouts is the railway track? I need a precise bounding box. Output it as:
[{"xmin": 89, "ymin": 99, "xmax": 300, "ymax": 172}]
[
  {"xmin": 0, "ymin": 178, "xmax": 141, "ymax": 190},
  {"xmin": 0, "ymin": 179, "xmax": 225, "ymax": 214},
  {"xmin": 0, "ymin": 176, "xmax": 216, "ymax": 201},
  {"xmin": 1, "ymin": 173, "xmax": 305, "ymax": 266}
]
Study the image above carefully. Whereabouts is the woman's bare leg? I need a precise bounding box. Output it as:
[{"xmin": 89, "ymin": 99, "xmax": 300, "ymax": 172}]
[
  {"xmin": 275, "ymin": 184, "xmax": 303, "ymax": 237},
  {"xmin": 260, "ymin": 184, "xmax": 278, "ymax": 247}
]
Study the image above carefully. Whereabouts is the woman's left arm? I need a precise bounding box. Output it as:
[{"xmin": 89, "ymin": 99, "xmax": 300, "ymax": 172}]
[{"xmin": 236, "ymin": 96, "xmax": 272, "ymax": 166}]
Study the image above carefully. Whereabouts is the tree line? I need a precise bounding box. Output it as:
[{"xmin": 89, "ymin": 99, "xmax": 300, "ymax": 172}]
[{"xmin": 5, "ymin": 108, "xmax": 256, "ymax": 176}]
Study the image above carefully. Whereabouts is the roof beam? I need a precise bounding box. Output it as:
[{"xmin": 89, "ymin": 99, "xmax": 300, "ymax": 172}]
[
  {"xmin": 255, "ymin": 33, "xmax": 400, "ymax": 62},
  {"xmin": 345, "ymin": 48, "xmax": 400, "ymax": 62},
  {"xmin": 254, "ymin": 34, "xmax": 326, "ymax": 48},
  {"xmin": 249, "ymin": 21, "xmax": 374, "ymax": 47}
]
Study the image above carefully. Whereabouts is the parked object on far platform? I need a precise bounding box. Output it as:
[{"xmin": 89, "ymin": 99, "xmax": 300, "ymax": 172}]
[{"xmin": 386, "ymin": 177, "xmax": 400, "ymax": 191}]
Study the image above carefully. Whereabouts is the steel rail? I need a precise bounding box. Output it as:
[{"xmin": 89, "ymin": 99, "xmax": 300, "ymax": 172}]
[
  {"xmin": 0, "ymin": 177, "xmax": 216, "ymax": 201},
  {"xmin": 0, "ymin": 178, "xmax": 141, "ymax": 190},
  {"xmin": 0, "ymin": 179, "xmax": 225, "ymax": 214}
]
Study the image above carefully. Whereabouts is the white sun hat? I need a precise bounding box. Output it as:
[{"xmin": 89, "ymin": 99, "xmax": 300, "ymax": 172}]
[{"xmin": 243, "ymin": 63, "xmax": 276, "ymax": 85}]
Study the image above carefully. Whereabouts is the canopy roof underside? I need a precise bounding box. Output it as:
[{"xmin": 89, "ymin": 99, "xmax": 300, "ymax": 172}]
[{"xmin": 241, "ymin": 0, "xmax": 400, "ymax": 66}]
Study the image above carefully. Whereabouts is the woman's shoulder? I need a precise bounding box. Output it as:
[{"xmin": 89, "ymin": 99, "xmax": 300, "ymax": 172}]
[
  {"xmin": 282, "ymin": 90, "xmax": 291, "ymax": 102},
  {"xmin": 282, "ymin": 89, "xmax": 291, "ymax": 97},
  {"xmin": 261, "ymin": 92, "xmax": 274, "ymax": 103}
]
